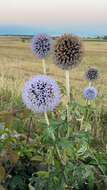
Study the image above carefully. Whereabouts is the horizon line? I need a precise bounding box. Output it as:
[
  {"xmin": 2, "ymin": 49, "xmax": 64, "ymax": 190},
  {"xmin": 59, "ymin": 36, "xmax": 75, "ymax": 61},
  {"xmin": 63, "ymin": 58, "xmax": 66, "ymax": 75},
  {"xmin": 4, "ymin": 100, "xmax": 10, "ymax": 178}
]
[{"xmin": 0, "ymin": 34, "xmax": 106, "ymax": 38}]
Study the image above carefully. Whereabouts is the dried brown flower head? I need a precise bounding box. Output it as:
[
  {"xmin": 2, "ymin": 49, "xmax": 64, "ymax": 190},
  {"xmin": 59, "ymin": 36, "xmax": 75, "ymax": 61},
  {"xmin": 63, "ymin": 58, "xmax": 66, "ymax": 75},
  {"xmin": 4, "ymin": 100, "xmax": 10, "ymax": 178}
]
[
  {"xmin": 85, "ymin": 67, "xmax": 99, "ymax": 82},
  {"xmin": 52, "ymin": 34, "xmax": 84, "ymax": 70}
]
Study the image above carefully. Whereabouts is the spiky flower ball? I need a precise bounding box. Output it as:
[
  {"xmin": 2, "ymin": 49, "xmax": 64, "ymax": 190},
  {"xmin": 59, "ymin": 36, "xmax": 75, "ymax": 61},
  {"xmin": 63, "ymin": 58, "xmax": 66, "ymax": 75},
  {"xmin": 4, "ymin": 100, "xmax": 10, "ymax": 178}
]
[
  {"xmin": 83, "ymin": 86, "xmax": 97, "ymax": 100},
  {"xmin": 85, "ymin": 67, "xmax": 99, "ymax": 82},
  {"xmin": 22, "ymin": 75, "xmax": 60, "ymax": 114},
  {"xmin": 52, "ymin": 34, "xmax": 84, "ymax": 70},
  {"xmin": 30, "ymin": 33, "xmax": 53, "ymax": 59}
]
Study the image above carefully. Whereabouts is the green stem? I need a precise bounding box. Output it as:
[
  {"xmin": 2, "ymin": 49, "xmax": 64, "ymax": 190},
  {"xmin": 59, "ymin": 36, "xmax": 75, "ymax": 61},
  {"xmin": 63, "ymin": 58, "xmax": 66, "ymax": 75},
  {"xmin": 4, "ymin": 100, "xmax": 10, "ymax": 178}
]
[
  {"xmin": 44, "ymin": 112, "xmax": 65, "ymax": 165},
  {"xmin": 66, "ymin": 124, "xmax": 70, "ymax": 138},
  {"xmin": 44, "ymin": 112, "xmax": 49, "ymax": 126},
  {"xmin": 80, "ymin": 116, "xmax": 84, "ymax": 130},
  {"xmin": 63, "ymin": 171, "xmax": 68, "ymax": 188},
  {"xmin": 26, "ymin": 117, "xmax": 32, "ymax": 143}
]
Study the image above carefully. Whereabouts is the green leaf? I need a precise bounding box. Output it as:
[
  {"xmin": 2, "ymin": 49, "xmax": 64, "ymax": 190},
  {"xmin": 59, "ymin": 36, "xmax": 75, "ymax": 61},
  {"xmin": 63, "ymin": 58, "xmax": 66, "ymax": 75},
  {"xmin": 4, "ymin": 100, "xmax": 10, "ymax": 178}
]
[
  {"xmin": 24, "ymin": 151, "xmax": 32, "ymax": 158},
  {"xmin": 54, "ymin": 159, "xmax": 60, "ymax": 168},
  {"xmin": 78, "ymin": 144, "xmax": 89, "ymax": 156},
  {"xmin": 31, "ymin": 156, "xmax": 43, "ymax": 162},
  {"xmin": 0, "ymin": 123, "xmax": 5, "ymax": 130},
  {"xmin": 83, "ymin": 121, "xmax": 92, "ymax": 131},
  {"xmin": 36, "ymin": 171, "xmax": 49, "ymax": 178},
  {"xmin": 59, "ymin": 138, "xmax": 73, "ymax": 149},
  {"xmin": 28, "ymin": 184, "xmax": 35, "ymax": 190}
]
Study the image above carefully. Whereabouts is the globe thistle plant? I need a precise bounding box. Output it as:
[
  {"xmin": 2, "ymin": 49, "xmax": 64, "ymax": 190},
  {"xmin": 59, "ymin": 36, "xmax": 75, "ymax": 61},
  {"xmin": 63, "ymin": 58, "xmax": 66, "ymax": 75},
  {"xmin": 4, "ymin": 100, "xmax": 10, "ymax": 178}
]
[
  {"xmin": 85, "ymin": 67, "xmax": 99, "ymax": 82},
  {"xmin": 52, "ymin": 34, "xmax": 84, "ymax": 121},
  {"xmin": 30, "ymin": 33, "xmax": 53, "ymax": 74},
  {"xmin": 52, "ymin": 33, "xmax": 84, "ymax": 70},
  {"xmin": 83, "ymin": 86, "xmax": 98, "ymax": 100},
  {"xmin": 22, "ymin": 75, "xmax": 60, "ymax": 114}
]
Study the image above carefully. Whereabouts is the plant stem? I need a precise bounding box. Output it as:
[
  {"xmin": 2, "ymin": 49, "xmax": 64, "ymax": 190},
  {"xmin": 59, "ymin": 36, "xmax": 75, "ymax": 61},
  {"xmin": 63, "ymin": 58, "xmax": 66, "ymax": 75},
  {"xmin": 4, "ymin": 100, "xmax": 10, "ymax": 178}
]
[
  {"xmin": 89, "ymin": 82, "xmax": 92, "ymax": 86},
  {"xmin": 44, "ymin": 112, "xmax": 55, "ymax": 141},
  {"xmin": 88, "ymin": 82, "xmax": 92, "ymax": 105},
  {"xmin": 42, "ymin": 58, "xmax": 46, "ymax": 74},
  {"xmin": 66, "ymin": 70, "xmax": 70, "ymax": 104},
  {"xmin": 44, "ymin": 112, "xmax": 49, "ymax": 126},
  {"xmin": 66, "ymin": 123, "xmax": 70, "ymax": 138},
  {"xmin": 55, "ymin": 145, "xmax": 65, "ymax": 165},
  {"xmin": 88, "ymin": 100, "xmax": 90, "ymax": 105},
  {"xmin": 26, "ymin": 117, "xmax": 32, "ymax": 143},
  {"xmin": 87, "ymin": 82, "xmax": 92, "ymax": 105},
  {"xmin": 80, "ymin": 116, "xmax": 84, "ymax": 130},
  {"xmin": 4, "ymin": 163, "xmax": 15, "ymax": 181},
  {"xmin": 44, "ymin": 112, "xmax": 65, "ymax": 165},
  {"xmin": 65, "ymin": 70, "xmax": 70, "ymax": 123}
]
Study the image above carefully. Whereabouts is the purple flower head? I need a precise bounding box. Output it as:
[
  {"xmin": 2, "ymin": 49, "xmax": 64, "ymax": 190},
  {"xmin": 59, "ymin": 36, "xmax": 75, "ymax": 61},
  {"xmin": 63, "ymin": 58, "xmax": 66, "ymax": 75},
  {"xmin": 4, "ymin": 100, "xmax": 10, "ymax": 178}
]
[
  {"xmin": 83, "ymin": 86, "xmax": 97, "ymax": 100},
  {"xmin": 22, "ymin": 75, "xmax": 60, "ymax": 114},
  {"xmin": 30, "ymin": 33, "xmax": 53, "ymax": 59}
]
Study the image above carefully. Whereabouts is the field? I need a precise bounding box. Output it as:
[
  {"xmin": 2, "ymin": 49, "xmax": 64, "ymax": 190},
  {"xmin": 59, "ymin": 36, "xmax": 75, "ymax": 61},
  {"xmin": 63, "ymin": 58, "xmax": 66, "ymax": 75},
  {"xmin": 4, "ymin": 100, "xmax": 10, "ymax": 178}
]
[
  {"xmin": 0, "ymin": 36, "xmax": 107, "ymax": 189},
  {"xmin": 0, "ymin": 36, "xmax": 107, "ymax": 110}
]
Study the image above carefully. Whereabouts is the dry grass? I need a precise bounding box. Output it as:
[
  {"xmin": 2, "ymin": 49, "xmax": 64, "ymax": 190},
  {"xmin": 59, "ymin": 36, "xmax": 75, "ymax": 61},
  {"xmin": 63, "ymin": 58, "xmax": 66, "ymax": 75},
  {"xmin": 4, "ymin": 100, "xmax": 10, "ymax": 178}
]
[{"xmin": 0, "ymin": 36, "xmax": 107, "ymax": 110}]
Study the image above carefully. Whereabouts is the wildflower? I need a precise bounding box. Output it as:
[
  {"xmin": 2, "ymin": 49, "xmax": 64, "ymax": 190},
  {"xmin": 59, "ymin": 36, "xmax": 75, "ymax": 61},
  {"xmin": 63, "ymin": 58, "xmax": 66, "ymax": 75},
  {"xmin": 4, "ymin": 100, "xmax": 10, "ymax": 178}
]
[
  {"xmin": 83, "ymin": 86, "xmax": 97, "ymax": 100},
  {"xmin": 22, "ymin": 75, "xmax": 60, "ymax": 114},
  {"xmin": 52, "ymin": 33, "xmax": 84, "ymax": 70},
  {"xmin": 30, "ymin": 33, "xmax": 53, "ymax": 58},
  {"xmin": 85, "ymin": 67, "xmax": 99, "ymax": 82}
]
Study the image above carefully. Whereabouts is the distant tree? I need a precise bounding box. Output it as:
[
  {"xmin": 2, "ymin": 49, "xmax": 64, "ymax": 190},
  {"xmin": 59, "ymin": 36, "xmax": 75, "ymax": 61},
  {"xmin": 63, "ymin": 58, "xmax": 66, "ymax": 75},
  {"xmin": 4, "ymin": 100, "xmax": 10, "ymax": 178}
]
[
  {"xmin": 21, "ymin": 38, "xmax": 26, "ymax": 43},
  {"xmin": 103, "ymin": 35, "xmax": 107, "ymax": 39},
  {"xmin": 52, "ymin": 36, "xmax": 58, "ymax": 40},
  {"xmin": 96, "ymin": 36, "xmax": 100, "ymax": 39}
]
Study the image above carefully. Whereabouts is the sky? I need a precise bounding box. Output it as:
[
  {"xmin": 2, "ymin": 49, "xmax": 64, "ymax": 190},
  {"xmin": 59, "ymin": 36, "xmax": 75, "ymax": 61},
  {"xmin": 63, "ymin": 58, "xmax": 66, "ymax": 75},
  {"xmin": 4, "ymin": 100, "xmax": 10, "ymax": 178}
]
[{"xmin": 0, "ymin": 0, "xmax": 107, "ymax": 36}]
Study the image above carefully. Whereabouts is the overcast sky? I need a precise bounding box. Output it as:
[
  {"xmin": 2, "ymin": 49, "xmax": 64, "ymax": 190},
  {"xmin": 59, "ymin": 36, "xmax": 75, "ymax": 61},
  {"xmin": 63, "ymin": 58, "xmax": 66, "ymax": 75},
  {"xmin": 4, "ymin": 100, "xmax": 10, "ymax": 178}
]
[{"xmin": 0, "ymin": 0, "xmax": 107, "ymax": 36}]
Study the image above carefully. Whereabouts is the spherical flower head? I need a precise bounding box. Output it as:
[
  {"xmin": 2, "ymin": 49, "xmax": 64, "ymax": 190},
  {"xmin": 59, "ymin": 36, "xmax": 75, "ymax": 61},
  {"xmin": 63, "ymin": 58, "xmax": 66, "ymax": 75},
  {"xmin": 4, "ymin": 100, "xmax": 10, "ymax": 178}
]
[
  {"xmin": 83, "ymin": 86, "xmax": 97, "ymax": 100},
  {"xmin": 22, "ymin": 75, "xmax": 60, "ymax": 114},
  {"xmin": 30, "ymin": 33, "xmax": 53, "ymax": 59},
  {"xmin": 85, "ymin": 67, "xmax": 99, "ymax": 82},
  {"xmin": 52, "ymin": 33, "xmax": 84, "ymax": 70}
]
